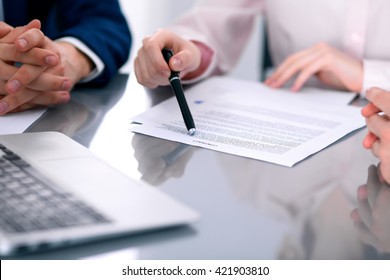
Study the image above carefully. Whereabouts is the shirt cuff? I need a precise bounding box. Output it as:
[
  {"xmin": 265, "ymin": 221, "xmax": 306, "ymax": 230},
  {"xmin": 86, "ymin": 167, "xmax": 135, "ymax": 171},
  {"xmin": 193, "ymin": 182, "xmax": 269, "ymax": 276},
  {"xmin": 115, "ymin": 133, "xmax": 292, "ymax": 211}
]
[
  {"xmin": 55, "ymin": 36, "xmax": 105, "ymax": 83},
  {"xmin": 362, "ymin": 59, "xmax": 390, "ymax": 97}
]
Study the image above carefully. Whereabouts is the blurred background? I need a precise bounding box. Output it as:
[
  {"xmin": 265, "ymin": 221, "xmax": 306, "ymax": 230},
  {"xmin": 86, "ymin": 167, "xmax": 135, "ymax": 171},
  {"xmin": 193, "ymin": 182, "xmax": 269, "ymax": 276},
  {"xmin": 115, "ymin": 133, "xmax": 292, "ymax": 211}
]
[{"xmin": 119, "ymin": 0, "xmax": 262, "ymax": 81}]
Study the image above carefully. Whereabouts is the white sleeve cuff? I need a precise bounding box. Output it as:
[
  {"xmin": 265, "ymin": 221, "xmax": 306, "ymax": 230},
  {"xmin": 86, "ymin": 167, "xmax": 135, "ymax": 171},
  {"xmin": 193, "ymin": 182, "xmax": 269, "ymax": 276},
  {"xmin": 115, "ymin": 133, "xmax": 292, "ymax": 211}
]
[
  {"xmin": 55, "ymin": 36, "xmax": 105, "ymax": 83},
  {"xmin": 362, "ymin": 59, "xmax": 390, "ymax": 97}
]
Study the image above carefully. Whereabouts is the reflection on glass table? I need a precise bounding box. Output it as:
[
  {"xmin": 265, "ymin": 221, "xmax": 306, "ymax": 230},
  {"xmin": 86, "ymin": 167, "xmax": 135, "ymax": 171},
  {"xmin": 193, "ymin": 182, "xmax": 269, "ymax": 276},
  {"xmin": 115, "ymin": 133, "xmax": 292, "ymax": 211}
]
[
  {"xmin": 27, "ymin": 74, "xmax": 129, "ymax": 147},
  {"xmin": 351, "ymin": 164, "xmax": 390, "ymax": 256},
  {"xmin": 132, "ymin": 133, "xmax": 195, "ymax": 186},
  {"xmin": 132, "ymin": 128, "xmax": 377, "ymax": 258}
]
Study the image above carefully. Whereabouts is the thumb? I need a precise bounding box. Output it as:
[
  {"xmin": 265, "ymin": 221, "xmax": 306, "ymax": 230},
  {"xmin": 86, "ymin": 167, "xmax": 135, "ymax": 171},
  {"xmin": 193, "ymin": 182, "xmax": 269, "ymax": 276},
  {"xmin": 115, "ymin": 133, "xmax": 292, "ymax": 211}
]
[{"xmin": 169, "ymin": 50, "xmax": 200, "ymax": 73}]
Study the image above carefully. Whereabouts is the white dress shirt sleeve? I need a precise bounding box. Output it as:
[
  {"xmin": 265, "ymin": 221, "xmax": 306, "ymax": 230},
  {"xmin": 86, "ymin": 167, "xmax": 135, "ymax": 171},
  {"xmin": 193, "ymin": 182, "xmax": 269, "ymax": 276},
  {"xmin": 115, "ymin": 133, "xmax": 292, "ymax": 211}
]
[{"xmin": 362, "ymin": 60, "xmax": 390, "ymax": 97}]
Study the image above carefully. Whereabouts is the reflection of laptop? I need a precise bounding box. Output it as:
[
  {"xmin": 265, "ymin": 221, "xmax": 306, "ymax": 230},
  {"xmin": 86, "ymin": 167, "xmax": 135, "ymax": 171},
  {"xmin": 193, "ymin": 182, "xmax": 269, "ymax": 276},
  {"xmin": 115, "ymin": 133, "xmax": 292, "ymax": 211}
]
[{"xmin": 0, "ymin": 131, "xmax": 198, "ymax": 256}]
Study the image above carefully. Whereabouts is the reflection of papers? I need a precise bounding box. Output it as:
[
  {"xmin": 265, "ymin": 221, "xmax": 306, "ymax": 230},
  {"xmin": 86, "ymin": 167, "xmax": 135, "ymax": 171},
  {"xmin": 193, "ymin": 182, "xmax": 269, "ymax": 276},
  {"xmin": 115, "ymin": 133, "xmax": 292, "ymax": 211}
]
[
  {"xmin": 130, "ymin": 77, "xmax": 364, "ymax": 167},
  {"xmin": 0, "ymin": 108, "xmax": 46, "ymax": 135}
]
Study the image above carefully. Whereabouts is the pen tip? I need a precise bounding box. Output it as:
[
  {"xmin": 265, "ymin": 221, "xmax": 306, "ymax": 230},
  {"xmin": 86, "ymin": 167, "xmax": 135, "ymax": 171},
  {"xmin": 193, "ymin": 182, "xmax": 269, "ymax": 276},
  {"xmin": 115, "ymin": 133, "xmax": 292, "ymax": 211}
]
[{"xmin": 189, "ymin": 128, "xmax": 196, "ymax": 135}]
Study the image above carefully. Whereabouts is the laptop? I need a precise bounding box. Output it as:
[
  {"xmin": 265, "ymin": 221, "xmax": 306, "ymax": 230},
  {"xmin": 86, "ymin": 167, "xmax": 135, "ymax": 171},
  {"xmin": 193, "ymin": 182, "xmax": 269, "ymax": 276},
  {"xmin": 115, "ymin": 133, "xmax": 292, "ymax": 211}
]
[{"xmin": 0, "ymin": 131, "xmax": 198, "ymax": 256}]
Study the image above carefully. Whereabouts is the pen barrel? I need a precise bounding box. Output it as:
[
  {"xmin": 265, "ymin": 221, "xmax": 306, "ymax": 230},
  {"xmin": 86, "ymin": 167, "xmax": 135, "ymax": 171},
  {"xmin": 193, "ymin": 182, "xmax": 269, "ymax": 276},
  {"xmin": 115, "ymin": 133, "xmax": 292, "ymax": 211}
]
[{"xmin": 169, "ymin": 78, "xmax": 196, "ymax": 131}]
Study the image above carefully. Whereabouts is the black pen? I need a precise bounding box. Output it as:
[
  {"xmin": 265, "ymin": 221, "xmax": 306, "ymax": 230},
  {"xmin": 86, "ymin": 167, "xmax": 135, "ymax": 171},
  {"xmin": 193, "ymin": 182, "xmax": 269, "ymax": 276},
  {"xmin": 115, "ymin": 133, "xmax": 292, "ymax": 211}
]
[{"xmin": 162, "ymin": 48, "xmax": 196, "ymax": 135}]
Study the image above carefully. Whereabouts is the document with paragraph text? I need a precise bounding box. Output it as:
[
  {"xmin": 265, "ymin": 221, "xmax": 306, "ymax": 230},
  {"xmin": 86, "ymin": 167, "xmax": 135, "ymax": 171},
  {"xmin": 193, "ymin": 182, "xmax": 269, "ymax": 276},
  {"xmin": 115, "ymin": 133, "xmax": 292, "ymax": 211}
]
[{"xmin": 130, "ymin": 77, "xmax": 364, "ymax": 167}]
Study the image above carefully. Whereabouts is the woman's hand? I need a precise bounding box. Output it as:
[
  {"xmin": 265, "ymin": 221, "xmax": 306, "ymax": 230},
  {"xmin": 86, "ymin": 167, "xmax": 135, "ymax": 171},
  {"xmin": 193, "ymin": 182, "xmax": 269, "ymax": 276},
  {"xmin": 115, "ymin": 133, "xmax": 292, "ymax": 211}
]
[
  {"xmin": 265, "ymin": 43, "xmax": 363, "ymax": 92},
  {"xmin": 134, "ymin": 29, "xmax": 203, "ymax": 88}
]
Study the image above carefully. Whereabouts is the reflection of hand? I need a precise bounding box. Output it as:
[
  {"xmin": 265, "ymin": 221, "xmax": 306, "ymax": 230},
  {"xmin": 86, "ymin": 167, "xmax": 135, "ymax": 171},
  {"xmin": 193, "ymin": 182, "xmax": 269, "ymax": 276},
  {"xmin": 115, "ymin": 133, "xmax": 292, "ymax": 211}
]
[
  {"xmin": 30, "ymin": 99, "xmax": 92, "ymax": 137},
  {"xmin": 264, "ymin": 42, "xmax": 363, "ymax": 92},
  {"xmin": 132, "ymin": 133, "xmax": 194, "ymax": 186},
  {"xmin": 361, "ymin": 87, "xmax": 390, "ymax": 184},
  {"xmin": 350, "ymin": 164, "xmax": 390, "ymax": 253}
]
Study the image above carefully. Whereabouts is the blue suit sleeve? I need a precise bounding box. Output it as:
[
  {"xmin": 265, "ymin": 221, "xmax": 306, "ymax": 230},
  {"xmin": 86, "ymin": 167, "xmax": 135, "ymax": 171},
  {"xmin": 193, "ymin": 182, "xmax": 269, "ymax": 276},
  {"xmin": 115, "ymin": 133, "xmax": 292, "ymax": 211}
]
[{"xmin": 49, "ymin": 0, "xmax": 132, "ymax": 85}]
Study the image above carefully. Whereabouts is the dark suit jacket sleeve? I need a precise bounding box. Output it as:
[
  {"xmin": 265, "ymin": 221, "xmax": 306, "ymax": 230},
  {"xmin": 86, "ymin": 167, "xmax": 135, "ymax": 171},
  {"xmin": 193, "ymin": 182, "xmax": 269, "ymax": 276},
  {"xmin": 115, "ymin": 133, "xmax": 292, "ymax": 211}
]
[
  {"xmin": 50, "ymin": 0, "xmax": 132, "ymax": 85},
  {"xmin": 4, "ymin": 0, "xmax": 131, "ymax": 85}
]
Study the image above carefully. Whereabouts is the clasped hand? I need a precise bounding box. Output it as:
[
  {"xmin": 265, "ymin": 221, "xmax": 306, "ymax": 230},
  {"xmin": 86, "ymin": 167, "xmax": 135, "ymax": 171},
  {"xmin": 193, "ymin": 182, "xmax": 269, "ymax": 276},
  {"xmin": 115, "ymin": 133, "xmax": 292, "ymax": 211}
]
[{"xmin": 0, "ymin": 19, "xmax": 93, "ymax": 115}]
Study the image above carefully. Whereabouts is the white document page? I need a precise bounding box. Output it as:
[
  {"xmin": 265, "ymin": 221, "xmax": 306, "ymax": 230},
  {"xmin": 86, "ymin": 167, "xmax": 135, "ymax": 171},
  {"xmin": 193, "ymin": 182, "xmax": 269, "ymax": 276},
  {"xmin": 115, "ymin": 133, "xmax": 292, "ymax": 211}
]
[
  {"xmin": 0, "ymin": 108, "xmax": 46, "ymax": 135},
  {"xmin": 130, "ymin": 77, "xmax": 364, "ymax": 167}
]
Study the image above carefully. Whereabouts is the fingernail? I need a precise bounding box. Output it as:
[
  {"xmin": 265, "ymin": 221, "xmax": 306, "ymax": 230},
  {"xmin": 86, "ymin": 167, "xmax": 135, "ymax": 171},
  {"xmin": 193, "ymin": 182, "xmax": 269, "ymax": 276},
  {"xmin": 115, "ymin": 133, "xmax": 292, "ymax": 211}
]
[
  {"xmin": 171, "ymin": 58, "xmax": 182, "ymax": 70},
  {"xmin": 7, "ymin": 79, "xmax": 21, "ymax": 93},
  {"xmin": 45, "ymin": 55, "xmax": 58, "ymax": 66},
  {"xmin": 60, "ymin": 93, "xmax": 70, "ymax": 103},
  {"xmin": 270, "ymin": 81, "xmax": 278, "ymax": 88},
  {"xmin": 62, "ymin": 80, "xmax": 71, "ymax": 91},
  {"xmin": 18, "ymin": 38, "xmax": 27, "ymax": 49},
  {"xmin": 0, "ymin": 101, "xmax": 8, "ymax": 115},
  {"xmin": 162, "ymin": 70, "xmax": 171, "ymax": 78}
]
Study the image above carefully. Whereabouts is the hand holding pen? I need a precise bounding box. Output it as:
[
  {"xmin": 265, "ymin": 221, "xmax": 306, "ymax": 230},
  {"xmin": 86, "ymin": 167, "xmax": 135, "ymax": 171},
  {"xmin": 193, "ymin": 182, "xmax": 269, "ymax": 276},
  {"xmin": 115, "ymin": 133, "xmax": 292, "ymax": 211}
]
[{"xmin": 162, "ymin": 48, "xmax": 196, "ymax": 135}]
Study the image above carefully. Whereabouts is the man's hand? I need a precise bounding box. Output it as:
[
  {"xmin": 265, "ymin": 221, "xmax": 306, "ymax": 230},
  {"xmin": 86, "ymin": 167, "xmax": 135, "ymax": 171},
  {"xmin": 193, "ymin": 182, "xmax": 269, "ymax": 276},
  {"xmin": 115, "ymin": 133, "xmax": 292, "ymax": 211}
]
[{"xmin": 0, "ymin": 19, "xmax": 94, "ymax": 114}]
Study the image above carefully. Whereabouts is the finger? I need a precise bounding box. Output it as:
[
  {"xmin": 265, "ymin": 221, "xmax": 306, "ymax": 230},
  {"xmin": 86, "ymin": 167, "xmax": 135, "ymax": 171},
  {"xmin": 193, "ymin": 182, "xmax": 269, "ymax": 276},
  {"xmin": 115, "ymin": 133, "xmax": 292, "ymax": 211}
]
[
  {"xmin": 15, "ymin": 28, "xmax": 46, "ymax": 51},
  {"xmin": 134, "ymin": 52, "xmax": 161, "ymax": 88},
  {"xmin": 370, "ymin": 139, "xmax": 380, "ymax": 158},
  {"xmin": 138, "ymin": 158, "xmax": 166, "ymax": 181},
  {"xmin": 357, "ymin": 184, "xmax": 373, "ymax": 227},
  {"xmin": 6, "ymin": 64, "xmax": 70, "ymax": 95},
  {"xmin": 133, "ymin": 135, "xmax": 164, "ymax": 159},
  {"xmin": 165, "ymin": 154, "xmax": 189, "ymax": 178},
  {"xmin": 350, "ymin": 208, "xmax": 362, "ymax": 223},
  {"xmin": 378, "ymin": 161, "xmax": 390, "ymax": 186},
  {"xmin": 1, "ymin": 19, "xmax": 41, "ymax": 44},
  {"xmin": 134, "ymin": 58, "xmax": 152, "ymax": 88},
  {"xmin": 142, "ymin": 35, "xmax": 172, "ymax": 76},
  {"xmin": 140, "ymin": 169, "xmax": 167, "ymax": 186},
  {"xmin": 265, "ymin": 47, "xmax": 322, "ymax": 87},
  {"xmin": 365, "ymin": 114, "xmax": 388, "ymax": 139},
  {"xmin": 7, "ymin": 102, "xmax": 41, "ymax": 113},
  {"xmin": 7, "ymin": 93, "xmax": 70, "ymax": 114},
  {"xmin": 0, "ymin": 22, "xmax": 13, "ymax": 38},
  {"xmin": 291, "ymin": 57, "xmax": 326, "ymax": 91},
  {"xmin": 0, "ymin": 44, "xmax": 59, "ymax": 66},
  {"xmin": 17, "ymin": 90, "xmax": 70, "ymax": 106},
  {"xmin": 366, "ymin": 165, "xmax": 381, "ymax": 208},
  {"xmin": 366, "ymin": 87, "xmax": 390, "ymax": 116},
  {"xmin": 145, "ymin": 30, "xmax": 200, "ymax": 77},
  {"xmin": 0, "ymin": 60, "xmax": 20, "ymax": 80},
  {"xmin": 0, "ymin": 90, "xmax": 38, "ymax": 115},
  {"xmin": 362, "ymin": 131, "xmax": 378, "ymax": 149},
  {"xmin": 272, "ymin": 50, "xmax": 323, "ymax": 88},
  {"xmin": 5, "ymin": 64, "xmax": 46, "ymax": 94},
  {"xmin": 361, "ymin": 102, "xmax": 381, "ymax": 118},
  {"xmin": 353, "ymin": 220, "xmax": 378, "ymax": 248},
  {"xmin": 26, "ymin": 72, "xmax": 71, "ymax": 92},
  {"xmin": 169, "ymin": 49, "xmax": 200, "ymax": 74},
  {"xmin": 0, "ymin": 88, "xmax": 70, "ymax": 115},
  {"xmin": 135, "ymin": 49, "xmax": 169, "ymax": 88}
]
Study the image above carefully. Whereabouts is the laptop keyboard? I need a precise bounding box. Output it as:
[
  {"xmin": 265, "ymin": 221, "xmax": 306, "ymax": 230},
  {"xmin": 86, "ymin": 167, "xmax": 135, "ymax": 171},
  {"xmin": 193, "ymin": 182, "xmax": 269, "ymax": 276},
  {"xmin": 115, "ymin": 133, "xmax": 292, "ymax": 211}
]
[{"xmin": 0, "ymin": 143, "xmax": 111, "ymax": 234}]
